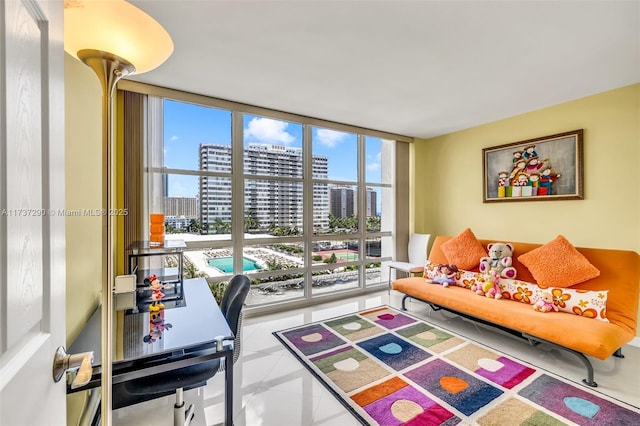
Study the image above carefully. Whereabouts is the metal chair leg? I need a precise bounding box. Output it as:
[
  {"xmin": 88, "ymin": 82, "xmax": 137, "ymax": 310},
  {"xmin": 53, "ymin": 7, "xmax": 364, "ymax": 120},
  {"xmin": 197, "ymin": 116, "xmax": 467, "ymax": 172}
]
[{"xmin": 174, "ymin": 387, "xmax": 195, "ymax": 426}]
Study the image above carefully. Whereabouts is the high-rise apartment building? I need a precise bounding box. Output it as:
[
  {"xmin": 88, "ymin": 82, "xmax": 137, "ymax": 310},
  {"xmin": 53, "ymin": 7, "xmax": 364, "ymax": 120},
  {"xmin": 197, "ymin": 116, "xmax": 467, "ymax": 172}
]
[
  {"xmin": 365, "ymin": 187, "xmax": 377, "ymax": 217},
  {"xmin": 329, "ymin": 185, "xmax": 378, "ymax": 219},
  {"xmin": 164, "ymin": 196, "xmax": 198, "ymax": 218},
  {"xmin": 199, "ymin": 143, "xmax": 329, "ymax": 234},
  {"xmin": 330, "ymin": 186, "xmax": 355, "ymax": 218}
]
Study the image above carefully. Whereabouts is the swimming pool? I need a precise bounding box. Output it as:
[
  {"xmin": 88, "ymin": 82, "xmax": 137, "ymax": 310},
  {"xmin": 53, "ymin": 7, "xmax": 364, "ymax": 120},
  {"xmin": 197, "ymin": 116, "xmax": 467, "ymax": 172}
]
[{"xmin": 207, "ymin": 256, "xmax": 262, "ymax": 273}]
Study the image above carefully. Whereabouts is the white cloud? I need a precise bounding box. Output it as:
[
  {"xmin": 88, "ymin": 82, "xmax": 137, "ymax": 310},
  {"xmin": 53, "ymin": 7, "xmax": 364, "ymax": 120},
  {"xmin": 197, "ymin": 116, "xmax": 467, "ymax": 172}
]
[
  {"xmin": 316, "ymin": 129, "xmax": 348, "ymax": 148},
  {"xmin": 244, "ymin": 117, "xmax": 295, "ymax": 144},
  {"xmin": 169, "ymin": 135, "xmax": 179, "ymax": 141},
  {"xmin": 366, "ymin": 152, "xmax": 381, "ymax": 172}
]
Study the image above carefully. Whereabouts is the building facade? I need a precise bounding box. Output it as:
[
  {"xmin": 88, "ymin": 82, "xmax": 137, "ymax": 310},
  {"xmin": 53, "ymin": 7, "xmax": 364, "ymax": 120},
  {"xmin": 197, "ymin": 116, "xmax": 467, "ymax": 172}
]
[
  {"xmin": 329, "ymin": 185, "xmax": 378, "ymax": 218},
  {"xmin": 330, "ymin": 186, "xmax": 355, "ymax": 218},
  {"xmin": 199, "ymin": 143, "xmax": 330, "ymax": 234},
  {"xmin": 164, "ymin": 196, "xmax": 198, "ymax": 218}
]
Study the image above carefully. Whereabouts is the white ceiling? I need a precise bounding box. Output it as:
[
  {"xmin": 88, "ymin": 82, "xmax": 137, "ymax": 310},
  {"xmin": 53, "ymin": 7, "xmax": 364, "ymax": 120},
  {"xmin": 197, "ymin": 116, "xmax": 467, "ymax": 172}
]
[{"xmin": 128, "ymin": 0, "xmax": 639, "ymax": 139}]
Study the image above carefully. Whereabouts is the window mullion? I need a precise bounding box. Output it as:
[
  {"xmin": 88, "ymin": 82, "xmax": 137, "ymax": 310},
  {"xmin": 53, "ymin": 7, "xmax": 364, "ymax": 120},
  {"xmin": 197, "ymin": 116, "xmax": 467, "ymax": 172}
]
[
  {"xmin": 303, "ymin": 124, "xmax": 313, "ymax": 300},
  {"xmin": 232, "ymin": 111, "xmax": 245, "ymax": 274},
  {"xmin": 358, "ymin": 134, "xmax": 366, "ymax": 288}
]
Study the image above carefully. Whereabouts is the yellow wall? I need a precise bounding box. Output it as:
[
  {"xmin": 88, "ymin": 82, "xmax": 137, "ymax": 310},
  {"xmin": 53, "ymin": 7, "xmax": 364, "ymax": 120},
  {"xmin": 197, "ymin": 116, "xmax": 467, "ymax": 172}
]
[
  {"xmin": 413, "ymin": 83, "xmax": 640, "ymax": 335},
  {"xmin": 64, "ymin": 52, "xmax": 103, "ymax": 424},
  {"xmin": 413, "ymin": 84, "xmax": 639, "ymax": 250}
]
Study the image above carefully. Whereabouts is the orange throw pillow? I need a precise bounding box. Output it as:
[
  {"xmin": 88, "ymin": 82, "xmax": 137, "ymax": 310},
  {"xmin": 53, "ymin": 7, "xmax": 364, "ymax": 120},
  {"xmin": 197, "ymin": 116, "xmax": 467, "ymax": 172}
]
[
  {"xmin": 440, "ymin": 228, "xmax": 487, "ymax": 270},
  {"xmin": 517, "ymin": 235, "xmax": 600, "ymax": 288}
]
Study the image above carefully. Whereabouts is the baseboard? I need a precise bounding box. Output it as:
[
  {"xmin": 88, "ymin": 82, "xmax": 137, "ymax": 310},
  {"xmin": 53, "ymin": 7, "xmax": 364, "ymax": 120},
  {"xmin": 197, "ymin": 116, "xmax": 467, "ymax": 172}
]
[{"xmin": 629, "ymin": 337, "xmax": 640, "ymax": 348}]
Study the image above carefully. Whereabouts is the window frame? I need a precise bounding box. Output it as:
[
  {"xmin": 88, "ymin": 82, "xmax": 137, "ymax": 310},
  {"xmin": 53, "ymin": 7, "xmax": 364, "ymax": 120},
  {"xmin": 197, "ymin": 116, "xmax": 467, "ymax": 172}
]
[{"xmin": 119, "ymin": 80, "xmax": 412, "ymax": 314}]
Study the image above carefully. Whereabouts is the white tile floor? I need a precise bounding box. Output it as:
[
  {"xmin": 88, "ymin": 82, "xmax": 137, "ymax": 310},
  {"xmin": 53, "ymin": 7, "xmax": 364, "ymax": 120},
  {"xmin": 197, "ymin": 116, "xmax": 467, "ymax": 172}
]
[{"xmin": 113, "ymin": 290, "xmax": 640, "ymax": 425}]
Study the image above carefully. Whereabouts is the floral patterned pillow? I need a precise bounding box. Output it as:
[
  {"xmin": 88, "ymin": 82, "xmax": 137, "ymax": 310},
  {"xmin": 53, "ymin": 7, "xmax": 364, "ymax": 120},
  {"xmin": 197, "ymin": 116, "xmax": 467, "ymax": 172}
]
[
  {"xmin": 547, "ymin": 287, "xmax": 609, "ymax": 322},
  {"xmin": 424, "ymin": 265, "xmax": 609, "ymax": 322},
  {"xmin": 423, "ymin": 261, "xmax": 439, "ymax": 280},
  {"xmin": 499, "ymin": 279, "xmax": 542, "ymax": 304},
  {"xmin": 499, "ymin": 278, "xmax": 609, "ymax": 322}
]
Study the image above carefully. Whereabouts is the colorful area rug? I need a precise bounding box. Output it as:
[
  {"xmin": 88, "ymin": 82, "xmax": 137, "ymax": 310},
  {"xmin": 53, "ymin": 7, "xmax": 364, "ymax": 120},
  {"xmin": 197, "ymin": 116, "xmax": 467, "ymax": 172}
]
[{"xmin": 273, "ymin": 306, "xmax": 640, "ymax": 425}]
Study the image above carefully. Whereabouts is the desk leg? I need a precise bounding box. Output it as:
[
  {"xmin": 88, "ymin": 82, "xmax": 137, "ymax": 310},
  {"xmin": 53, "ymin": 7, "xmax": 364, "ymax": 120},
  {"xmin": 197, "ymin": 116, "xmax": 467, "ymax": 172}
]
[{"xmin": 224, "ymin": 350, "xmax": 233, "ymax": 426}]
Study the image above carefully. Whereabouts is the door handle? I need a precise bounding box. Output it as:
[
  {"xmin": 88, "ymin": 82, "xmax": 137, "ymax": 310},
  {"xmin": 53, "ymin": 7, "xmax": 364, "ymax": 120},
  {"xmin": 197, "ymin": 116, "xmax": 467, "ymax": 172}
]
[{"xmin": 52, "ymin": 346, "xmax": 94, "ymax": 389}]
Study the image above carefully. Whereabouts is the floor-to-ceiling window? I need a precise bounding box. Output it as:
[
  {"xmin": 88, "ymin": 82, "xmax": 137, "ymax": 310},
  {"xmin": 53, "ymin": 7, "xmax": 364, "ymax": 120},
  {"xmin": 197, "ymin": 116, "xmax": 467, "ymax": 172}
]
[{"xmin": 121, "ymin": 83, "xmax": 410, "ymax": 313}]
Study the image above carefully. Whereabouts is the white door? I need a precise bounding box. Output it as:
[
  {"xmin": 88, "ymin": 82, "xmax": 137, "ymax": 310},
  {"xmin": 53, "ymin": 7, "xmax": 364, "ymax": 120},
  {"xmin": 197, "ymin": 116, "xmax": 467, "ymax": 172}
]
[{"xmin": 0, "ymin": 1, "xmax": 66, "ymax": 425}]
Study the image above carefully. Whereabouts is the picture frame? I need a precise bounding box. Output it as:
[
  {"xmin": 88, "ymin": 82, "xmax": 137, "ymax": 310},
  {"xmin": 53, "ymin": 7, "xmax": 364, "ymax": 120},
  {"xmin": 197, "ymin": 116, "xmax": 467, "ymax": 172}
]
[{"xmin": 482, "ymin": 129, "xmax": 584, "ymax": 203}]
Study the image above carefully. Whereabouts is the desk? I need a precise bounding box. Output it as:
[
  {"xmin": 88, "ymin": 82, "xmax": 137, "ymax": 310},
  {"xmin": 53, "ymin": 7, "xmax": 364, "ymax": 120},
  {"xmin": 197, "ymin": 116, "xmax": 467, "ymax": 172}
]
[
  {"xmin": 68, "ymin": 278, "xmax": 234, "ymax": 425},
  {"xmin": 127, "ymin": 239, "xmax": 186, "ymax": 287}
]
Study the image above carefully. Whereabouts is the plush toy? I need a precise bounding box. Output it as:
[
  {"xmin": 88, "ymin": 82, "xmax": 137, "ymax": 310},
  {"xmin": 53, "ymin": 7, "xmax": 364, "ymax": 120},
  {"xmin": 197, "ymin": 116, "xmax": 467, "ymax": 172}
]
[
  {"xmin": 479, "ymin": 243, "xmax": 517, "ymax": 279},
  {"xmin": 426, "ymin": 264, "xmax": 458, "ymax": 288},
  {"xmin": 533, "ymin": 292, "xmax": 559, "ymax": 313},
  {"xmin": 472, "ymin": 270, "xmax": 502, "ymax": 299}
]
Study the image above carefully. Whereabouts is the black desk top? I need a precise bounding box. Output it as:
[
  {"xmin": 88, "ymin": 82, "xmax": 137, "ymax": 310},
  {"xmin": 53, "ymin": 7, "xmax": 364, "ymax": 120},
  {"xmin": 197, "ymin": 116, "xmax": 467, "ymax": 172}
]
[{"xmin": 69, "ymin": 278, "xmax": 232, "ymax": 368}]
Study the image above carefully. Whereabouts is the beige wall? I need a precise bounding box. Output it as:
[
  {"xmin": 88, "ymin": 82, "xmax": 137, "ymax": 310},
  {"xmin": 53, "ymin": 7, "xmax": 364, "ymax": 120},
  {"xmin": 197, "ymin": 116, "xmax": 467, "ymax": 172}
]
[
  {"xmin": 412, "ymin": 83, "xmax": 640, "ymax": 335},
  {"xmin": 413, "ymin": 84, "xmax": 639, "ymax": 251},
  {"xmin": 64, "ymin": 52, "xmax": 102, "ymax": 344},
  {"xmin": 64, "ymin": 52, "xmax": 103, "ymax": 424}
]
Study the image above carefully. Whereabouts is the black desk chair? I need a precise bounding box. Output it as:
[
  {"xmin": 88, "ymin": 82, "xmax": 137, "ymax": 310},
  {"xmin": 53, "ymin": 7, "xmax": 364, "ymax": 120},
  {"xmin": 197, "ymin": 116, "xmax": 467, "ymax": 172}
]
[{"xmin": 113, "ymin": 274, "xmax": 251, "ymax": 426}]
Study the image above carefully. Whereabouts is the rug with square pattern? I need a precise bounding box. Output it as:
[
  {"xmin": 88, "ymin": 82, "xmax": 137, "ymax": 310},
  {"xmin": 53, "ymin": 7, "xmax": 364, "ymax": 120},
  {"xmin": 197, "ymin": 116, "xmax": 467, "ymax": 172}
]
[{"xmin": 273, "ymin": 306, "xmax": 640, "ymax": 425}]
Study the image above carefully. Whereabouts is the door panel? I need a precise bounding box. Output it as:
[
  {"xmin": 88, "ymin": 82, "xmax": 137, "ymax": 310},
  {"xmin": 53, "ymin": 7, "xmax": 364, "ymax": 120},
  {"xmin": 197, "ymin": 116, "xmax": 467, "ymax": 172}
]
[{"xmin": 1, "ymin": 0, "xmax": 66, "ymax": 424}]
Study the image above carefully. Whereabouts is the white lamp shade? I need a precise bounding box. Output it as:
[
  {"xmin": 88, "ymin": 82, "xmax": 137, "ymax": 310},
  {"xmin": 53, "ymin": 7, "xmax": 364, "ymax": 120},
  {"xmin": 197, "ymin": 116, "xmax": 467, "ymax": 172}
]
[{"xmin": 64, "ymin": 0, "xmax": 174, "ymax": 74}]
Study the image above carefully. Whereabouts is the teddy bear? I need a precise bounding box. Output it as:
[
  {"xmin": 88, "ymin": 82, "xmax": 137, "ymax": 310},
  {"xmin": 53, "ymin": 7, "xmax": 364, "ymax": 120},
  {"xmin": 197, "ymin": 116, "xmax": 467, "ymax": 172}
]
[
  {"xmin": 533, "ymin": 292, "xmax": 559, "ymax": 313},
  {"xmin": 479, "ymin": 242, "xmax": 517, "ymax": 279},
  {"xmin": 472, "ymin": 269, "xmax": 502, "ymax": 299}
]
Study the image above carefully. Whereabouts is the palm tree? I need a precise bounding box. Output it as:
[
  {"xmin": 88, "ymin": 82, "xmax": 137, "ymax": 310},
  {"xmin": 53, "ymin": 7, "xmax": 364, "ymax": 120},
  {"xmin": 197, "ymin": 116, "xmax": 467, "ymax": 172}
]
[
  {"xmin": 187, "ymin": 218, "xmax": 202, "ymax": 234},
  {"xmin": 366, "ymin": 215, "xmax": 381, "ymax": 232},
  {"xmin": 244, "ymin": 211, "xmax": 259, "ymax": 233}
]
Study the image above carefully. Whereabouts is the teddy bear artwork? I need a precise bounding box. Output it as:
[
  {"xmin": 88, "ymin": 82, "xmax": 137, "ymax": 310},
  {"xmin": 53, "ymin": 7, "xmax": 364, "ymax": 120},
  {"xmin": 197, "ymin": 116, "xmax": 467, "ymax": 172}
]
[
  {"xmin": 479, "ymin": 243, "xmax": 517, "ymax": 279},
  {"xmin": 496, "ymin": 144, "xmax": 561, "ymax": 199}
]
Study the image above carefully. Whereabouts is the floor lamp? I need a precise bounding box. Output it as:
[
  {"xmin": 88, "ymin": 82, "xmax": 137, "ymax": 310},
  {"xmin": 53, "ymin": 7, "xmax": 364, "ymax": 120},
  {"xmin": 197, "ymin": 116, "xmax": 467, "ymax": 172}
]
[{"xmin": 64, "ymin": 2, "xmax": 173, "ymax": 424}]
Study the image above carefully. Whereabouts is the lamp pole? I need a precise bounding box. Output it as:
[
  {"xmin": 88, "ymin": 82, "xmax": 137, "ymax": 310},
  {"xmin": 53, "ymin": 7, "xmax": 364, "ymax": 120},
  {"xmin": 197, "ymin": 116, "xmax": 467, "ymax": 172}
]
[{"xmin": 78, "ymin": 49, "xmax": 134, "ymax": 425}]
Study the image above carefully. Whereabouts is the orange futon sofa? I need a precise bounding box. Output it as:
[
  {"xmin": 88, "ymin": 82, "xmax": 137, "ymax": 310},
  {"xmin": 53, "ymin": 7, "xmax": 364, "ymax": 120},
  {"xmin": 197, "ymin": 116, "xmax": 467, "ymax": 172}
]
[{"xmin": 392, "ymin": 235, "xmax": 640, "ymax": 387}]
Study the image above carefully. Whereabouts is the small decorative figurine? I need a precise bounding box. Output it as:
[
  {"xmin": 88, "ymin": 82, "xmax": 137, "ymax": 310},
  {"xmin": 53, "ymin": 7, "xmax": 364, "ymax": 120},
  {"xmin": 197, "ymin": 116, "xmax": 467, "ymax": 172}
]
[
  {"xmin": 145, "ymin": 274, "xmax": 166, "ymax": 311},
  {"xmin": 426, "ymin": 264, "xmax": 458, "ymax": 288}
]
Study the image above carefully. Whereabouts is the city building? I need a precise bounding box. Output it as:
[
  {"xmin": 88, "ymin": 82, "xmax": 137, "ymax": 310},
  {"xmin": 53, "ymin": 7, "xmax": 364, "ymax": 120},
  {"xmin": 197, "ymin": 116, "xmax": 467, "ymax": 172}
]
[
  {"xmin": 164, "ymin": 196, "xmax": 198, "ymax": 218},
  {"xmin": 329, "ymin": 185, "xmax": 355, "ymax": 218},
  {"xmin": 329, "ymin": 185, "xmax": 378, "ymax": 218},
  {"xmin": 199, "ymin": 143, "xmax": 330, "ymax": 234},
  {"xmin": 365, "ymin": 187, "xmax": 377, "ymax": 217},
  {"xmin": 165, "ymin": 215, "xmax": 194, "ymax": 230}
]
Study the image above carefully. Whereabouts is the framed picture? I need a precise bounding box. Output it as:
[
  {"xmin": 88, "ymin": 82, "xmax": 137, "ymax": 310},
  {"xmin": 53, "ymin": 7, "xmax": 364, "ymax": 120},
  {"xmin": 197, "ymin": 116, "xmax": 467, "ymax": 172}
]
[{"xmin": 482, "ymin": 129, "xmax": 584, "ymax": 203}]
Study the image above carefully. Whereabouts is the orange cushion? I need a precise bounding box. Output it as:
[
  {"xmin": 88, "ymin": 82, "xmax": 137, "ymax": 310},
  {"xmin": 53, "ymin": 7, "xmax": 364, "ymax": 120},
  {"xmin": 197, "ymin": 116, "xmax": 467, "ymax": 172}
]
[
  {"xmin": 440, "ymin": 228, "xmax": 487, "ymax": 270},
  {"xmin": 517, "ymin": 235, "xmax": 600, "ymax": 288}
]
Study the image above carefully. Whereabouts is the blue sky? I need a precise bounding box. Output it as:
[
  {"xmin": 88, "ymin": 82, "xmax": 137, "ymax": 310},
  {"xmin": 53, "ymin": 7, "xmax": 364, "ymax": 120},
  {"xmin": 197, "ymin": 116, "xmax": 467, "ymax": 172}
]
[{"xmin": 163, "ymin": 100, "xmax": 383, "ymax": 207}]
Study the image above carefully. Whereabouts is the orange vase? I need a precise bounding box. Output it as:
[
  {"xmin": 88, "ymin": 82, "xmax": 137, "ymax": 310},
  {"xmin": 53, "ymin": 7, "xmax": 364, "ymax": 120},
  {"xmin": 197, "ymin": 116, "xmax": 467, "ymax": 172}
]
[{"xmin": 149, "ymin": 213, "xmax": 165, "ymax": 245}]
